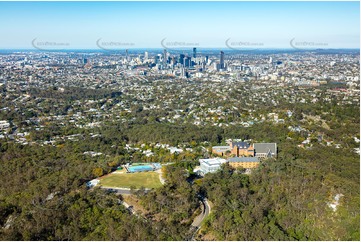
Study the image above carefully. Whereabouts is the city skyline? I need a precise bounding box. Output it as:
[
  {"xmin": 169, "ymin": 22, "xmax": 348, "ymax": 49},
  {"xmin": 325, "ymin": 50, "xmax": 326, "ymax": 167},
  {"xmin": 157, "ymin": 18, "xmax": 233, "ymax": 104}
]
[{"xmin": 0, "ymin": 1, "xmax": 359, "ymax": 49}]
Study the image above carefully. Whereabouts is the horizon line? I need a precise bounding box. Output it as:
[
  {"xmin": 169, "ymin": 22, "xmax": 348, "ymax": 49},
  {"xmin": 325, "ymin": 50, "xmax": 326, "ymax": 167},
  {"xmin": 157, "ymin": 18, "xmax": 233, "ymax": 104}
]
[{"xmin": 1, "ymin": 48, "xmax": 360, "ymax": 51}]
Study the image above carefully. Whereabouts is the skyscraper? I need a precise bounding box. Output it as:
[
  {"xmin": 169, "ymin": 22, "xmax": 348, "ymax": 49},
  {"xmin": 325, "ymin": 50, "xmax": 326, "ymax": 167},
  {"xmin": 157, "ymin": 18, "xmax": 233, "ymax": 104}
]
[
  {"xmin": 179, "ymin": 54, "xmax": 185, "ymax": 66},
  {"xmin": 154, "ymin": 55, "xmax": 159, "ymax": 64},
  {"xmin": 183, "ymin": 56, "xmax": 187, "ymax": 67},
  {"xmin": 193, "ymin": 48, "xmax": 197, "ymax": 58},
  {"xmin": 220, "ymin": 51, "xmax": 225, "ymax": 69},
  {"xmin": 144, "ymin": 51, "xmax": 149, "ymax": 60},
  {"xmin": 163, "ymin": 49, "xmax": 167, "ymax": 66},
  {"xmin": 183, "ymin": 56, "xmax": 191, "ymax": 68},
  {"xmin": 181, "ymin": 67, "xmax": 185, "ymax": 78},
  {"xmin": 125, "ymin": 49, "xmax": 130, "ymax": 62}
]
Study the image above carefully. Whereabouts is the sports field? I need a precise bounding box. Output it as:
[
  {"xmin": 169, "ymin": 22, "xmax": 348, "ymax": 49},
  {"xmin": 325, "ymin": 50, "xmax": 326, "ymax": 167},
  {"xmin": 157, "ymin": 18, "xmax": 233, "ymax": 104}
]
[{"xmin": 99, "ymin": 171, "xmax": 162, "ymax": 189}]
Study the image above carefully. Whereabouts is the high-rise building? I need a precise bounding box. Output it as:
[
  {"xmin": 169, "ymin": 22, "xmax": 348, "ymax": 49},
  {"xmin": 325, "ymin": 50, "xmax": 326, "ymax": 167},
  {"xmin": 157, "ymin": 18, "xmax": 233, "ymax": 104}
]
[
  {"xmin": 179, "ymin": 54, "xmax": 185, "ymax": 66},
  {"xmin": 163, "ymin": 49, "xmax": 167, "ymax": 66},
  {"xmin": 193, "ymin": 48, "xmax": 197, "ymax": 58},
  {"xmin": 220, "ymin": 51, "xmax": 225, "ymax": 69},
  {"xmin": 125, "ymin": 49, "xmax": 129, "ymax": 61},
  {"xmin": 154, "ymin": 55, "xmax": 159, "ymax": 64},
  {"xmin": 183, "ymin": 56, "xmax": 191, "ymax": 67},
  {"xmin": 181, "ymin": 67, "xmax": 185, "ymax": 78},
  {"xmin": 144, "ymin": 51, "xmax": 149, "ymax": 60}
]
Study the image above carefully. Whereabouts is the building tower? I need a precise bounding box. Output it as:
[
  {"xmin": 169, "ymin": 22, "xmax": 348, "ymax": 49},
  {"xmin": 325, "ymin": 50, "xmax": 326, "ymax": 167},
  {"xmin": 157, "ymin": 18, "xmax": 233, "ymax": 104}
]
[
  {"xmin": 125, "ymin": 49, "xmax": 129, "ymax": 62},
  {"xmin": 144, "ymin": 51, "xmax": 149, "ymax": 60},
  {"xmin": 179, "ymin": 54, "xmax": 185, "ymax": 66},
  {"xmin": 193, "ymin": 47, "xmax": 197, "ymax": 58},
  {"xmin": 220, "ymin": 51, "xmax": 225, "ymax": 69},
  {"xmin": 163, "ymin": 49, "xmax": 167, "ymax": 66}
]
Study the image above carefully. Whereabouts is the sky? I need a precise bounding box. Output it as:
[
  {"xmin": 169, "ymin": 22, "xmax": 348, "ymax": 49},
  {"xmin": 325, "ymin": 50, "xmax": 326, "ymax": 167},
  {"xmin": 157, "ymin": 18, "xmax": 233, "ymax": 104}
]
[{"xmin": 0, "ymin": 1, "xmax": 359, "ymax": 49}]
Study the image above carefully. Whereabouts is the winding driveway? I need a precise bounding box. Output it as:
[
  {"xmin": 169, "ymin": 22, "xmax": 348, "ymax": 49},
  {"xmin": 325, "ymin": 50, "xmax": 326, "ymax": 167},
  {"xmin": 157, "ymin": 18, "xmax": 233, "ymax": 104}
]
[{"xmin": 190, "ymin": 198, "xmax": 211, "ymax": 240}]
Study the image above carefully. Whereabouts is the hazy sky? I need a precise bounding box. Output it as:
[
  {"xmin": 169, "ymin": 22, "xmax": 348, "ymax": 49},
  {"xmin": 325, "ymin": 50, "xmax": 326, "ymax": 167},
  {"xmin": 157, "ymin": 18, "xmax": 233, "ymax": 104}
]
[{"xmin": 0, "ymin": 1, "xmax": 359, "ymax": 49}]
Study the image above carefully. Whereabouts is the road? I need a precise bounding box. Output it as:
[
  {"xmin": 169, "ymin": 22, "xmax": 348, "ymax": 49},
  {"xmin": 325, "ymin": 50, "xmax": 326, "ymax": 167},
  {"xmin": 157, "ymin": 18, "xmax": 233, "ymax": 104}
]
[
  {"xmin": 101, "ymin": 187, "xmax": 151, "ymax": 195},
  {"xmin": 191, "ymin": 199, "xmax": 210, "ymax": 227},
  {"xmin": 190, "ymin": 198, "xmax": 211, "ymax": 240},
  {"xmin": 115, "ymin": 189, "xmax": 132, "ymax": 195},
  {"xmin": 101, "ymin": 187, "xmax": 132, "ymax": 194}
]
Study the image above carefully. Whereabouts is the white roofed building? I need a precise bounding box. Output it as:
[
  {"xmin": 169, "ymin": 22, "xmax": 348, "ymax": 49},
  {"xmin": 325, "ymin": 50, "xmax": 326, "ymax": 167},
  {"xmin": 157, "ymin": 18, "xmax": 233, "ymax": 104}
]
[{"xmin": 199, "ymin": 157, "xmax": 227, "ymax": 175}]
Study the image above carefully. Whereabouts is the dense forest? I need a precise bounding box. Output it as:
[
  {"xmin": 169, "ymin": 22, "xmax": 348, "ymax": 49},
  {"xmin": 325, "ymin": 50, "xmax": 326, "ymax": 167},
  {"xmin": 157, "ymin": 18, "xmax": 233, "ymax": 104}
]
[
  {"xmin": 0, "ymin": 141, "xmax": 201, "ymax": 240},
  {"xmin": 0, "ymin": 142, "xmax": 163, "ymax": 240},
  {"xmin": 196, "ymin": 142, "xmax": 359, "ymax": 240},
  {"xmin": 1, "ymin": 120, "xmax": 359, "ymax": 240}
]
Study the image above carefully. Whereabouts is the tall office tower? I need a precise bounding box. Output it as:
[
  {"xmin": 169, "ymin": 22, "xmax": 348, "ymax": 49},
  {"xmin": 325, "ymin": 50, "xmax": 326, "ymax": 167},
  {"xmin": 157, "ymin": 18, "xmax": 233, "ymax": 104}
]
[
  {"xmin": 125, "ymin": 49, "xmax": 129, "ymax": 61},
  {"xmin": 213, "ymin": 62, "xmax": 218, "ymax": 71},
  {"xmin": 183, "ymin": 56, "xmax": 191, "ymax": 67},
  {"xmin": 205, "ymin": 55, "xmax": 209, "ymax": 64},
  {"xmin": 144, "ymin": 51, "xmax": 149, "ymax": 60},
  {"xmin": 163, "ymin": 49, "xmax": 167, "ymax": 66},
  {"xmin": 180, "ymin": 67, "xmax": 189, "ymax": 78},
  {"xmin": 220, "ymin": 51, "xmax": 225, "ymax": 69},
  {"xmin": 187, "ymin": 56, "xmax": 191, "ymax": 67},
  {"xmin": 154, "ymin": 55, "xmax": 159, "ymax": 64},
  {"xmin": 181, "ymin": 67, "xmax": 185, "ymax": 78},
  {"xmin": 179, "ymin": 54, "xmax": 185, "ymax": 66},
  {"xmin": 193, "ymin": 47, "xmax": 197, "ymax": 58}
]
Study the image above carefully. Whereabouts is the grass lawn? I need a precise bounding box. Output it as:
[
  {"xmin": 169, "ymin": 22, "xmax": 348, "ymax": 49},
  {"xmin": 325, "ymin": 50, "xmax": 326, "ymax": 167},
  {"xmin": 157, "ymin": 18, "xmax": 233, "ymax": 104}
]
[{"xmin": 99, "ymin": 171, "xmax": 162, "ymax": 189}]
